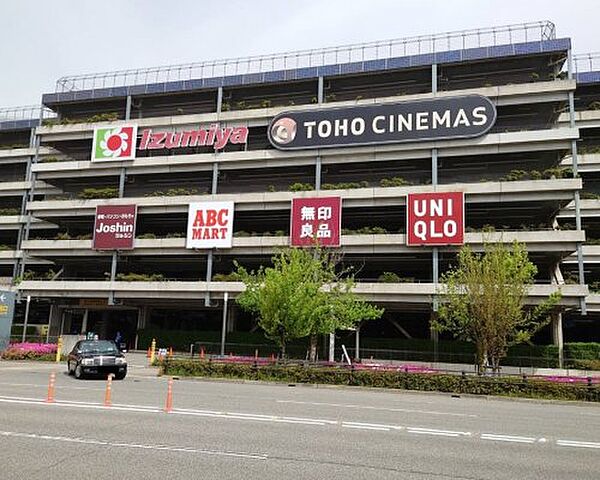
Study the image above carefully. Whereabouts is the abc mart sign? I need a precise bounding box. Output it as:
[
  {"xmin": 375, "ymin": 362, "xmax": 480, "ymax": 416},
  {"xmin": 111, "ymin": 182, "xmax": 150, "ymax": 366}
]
[
  {"xmin": 268, "ymin": 95, "xmax": 496, "ymax": 150},
  {"xmin": 91, "ymin": 124, "xmax": 248, "ymax": 162}
]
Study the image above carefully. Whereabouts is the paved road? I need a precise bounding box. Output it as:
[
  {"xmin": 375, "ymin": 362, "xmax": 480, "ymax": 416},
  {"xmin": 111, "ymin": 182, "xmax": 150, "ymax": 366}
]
[{"xmin": 0, "ymin": 359, "xmax": 599, "ymax": 480}]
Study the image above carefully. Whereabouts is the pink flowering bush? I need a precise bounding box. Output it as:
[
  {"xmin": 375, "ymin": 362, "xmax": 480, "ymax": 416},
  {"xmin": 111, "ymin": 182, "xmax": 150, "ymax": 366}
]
[{"xmin": 1, "ymin": 342, "xmax": 58, "ymax": 360}]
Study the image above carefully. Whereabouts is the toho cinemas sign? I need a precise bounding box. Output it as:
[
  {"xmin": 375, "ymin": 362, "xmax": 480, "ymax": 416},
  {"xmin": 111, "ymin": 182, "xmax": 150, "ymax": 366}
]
[{"xmin": 269, "ymin": 95, "xmax": 496, "ymax": 150}]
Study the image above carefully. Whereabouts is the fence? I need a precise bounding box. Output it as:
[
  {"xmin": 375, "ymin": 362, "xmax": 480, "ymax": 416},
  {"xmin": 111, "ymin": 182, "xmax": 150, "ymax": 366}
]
[{"xmin": 55, "ymin": 21, "xmax": 556, "ymax": 93}]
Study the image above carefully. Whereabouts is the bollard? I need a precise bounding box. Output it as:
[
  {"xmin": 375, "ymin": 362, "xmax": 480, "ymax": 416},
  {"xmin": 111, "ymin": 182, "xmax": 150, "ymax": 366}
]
[
  {"xmin": 254, "ymin": 349, "xmax": 259, "ymax": 361},
  {"xmin": 46, "ymin": 372, "xmax": 56, "ymax": 403},
  {"xmin": 150, "ymin": 338, "xmax": 156, "ymax": 364},
  {"xmin": 146, "ymin": 347, "xmax": 151, "ymax": 358},
  {"xmin": 55, "ymin": 336, "xmax": 63, "ymax": 363},
  {"xmin": 164, "ymin": 377, "xmax": 174, "ymax": 413},
  {"xmin": 104, "ymin": 374, "xmax": 114, "ymax": 407}
]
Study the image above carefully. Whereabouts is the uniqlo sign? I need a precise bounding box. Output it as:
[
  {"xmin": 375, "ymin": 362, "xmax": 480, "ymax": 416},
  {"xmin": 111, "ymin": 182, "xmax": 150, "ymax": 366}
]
[
  {"xmin": 406, "ymin": 192, "xmax": 464, "ymax": 246},
  {"xmin": 93, "ymin": 205, "xmax": 137, "ymax": 250},
  {"xmin": 186, "ymin": 201, "xmax": 234, "ymax": 249},
  {"xmin": 290, "ymin": 197, "xmax": 341, "ymax": 247}
]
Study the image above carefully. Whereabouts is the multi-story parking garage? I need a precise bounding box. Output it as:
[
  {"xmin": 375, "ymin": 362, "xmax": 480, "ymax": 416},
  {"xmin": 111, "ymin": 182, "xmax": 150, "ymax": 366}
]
[{"xmin": 2, "ymin": 21, "xmax": 599, "ymax": 362}]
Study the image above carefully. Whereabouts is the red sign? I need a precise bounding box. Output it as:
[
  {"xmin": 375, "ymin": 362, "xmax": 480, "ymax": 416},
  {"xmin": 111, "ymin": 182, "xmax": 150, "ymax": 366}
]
[
  {"xmin": 290, "ymin": 197, "xmax": 341, "ymax": 247},
  {"xmin": 407, "ymin": 192, "xmax": 464, "ymax": 246},
  {"xmin": 93, "ymin": 205, "xmax": 137, "ymax": 250}
]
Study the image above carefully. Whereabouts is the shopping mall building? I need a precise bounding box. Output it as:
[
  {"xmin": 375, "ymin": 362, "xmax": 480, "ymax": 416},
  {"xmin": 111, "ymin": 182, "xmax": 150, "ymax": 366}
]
[{"xmin": 1, "ymin": 20, "xmax": 599, "ymax": 362}]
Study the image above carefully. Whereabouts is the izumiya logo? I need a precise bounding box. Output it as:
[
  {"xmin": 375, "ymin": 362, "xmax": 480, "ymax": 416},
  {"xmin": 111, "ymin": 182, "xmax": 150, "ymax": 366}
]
[{"xmin": 92, "ymin": 125, "xmax": 138, "ymax": 161}]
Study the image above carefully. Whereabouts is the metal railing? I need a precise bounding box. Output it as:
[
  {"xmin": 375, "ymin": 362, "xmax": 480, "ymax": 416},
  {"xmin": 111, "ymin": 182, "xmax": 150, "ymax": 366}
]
[
  {"xmin": 574, "ymin": 52, "xmax": 600, "ymax": 74},
  {"xmin": 55, "ymin": 21, "xmax": 556, "ymax": 93},
  {"xmin": 0, "ymin": 105, "xmax": 56, "ymax": 123}
]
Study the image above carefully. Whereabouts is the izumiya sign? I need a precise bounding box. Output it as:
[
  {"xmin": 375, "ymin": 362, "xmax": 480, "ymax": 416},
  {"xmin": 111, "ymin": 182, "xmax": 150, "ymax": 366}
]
[
  {"xmin": 269, "ymin": 95, "xmax": 496, "ymax": 150},
  {"xmin": 92, "ymin": 124, "xmax": 249, "ymax": 162}
]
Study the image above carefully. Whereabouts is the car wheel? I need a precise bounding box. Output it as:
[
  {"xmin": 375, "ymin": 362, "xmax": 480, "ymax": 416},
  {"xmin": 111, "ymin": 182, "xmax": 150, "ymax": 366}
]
[
  {"xmin": 115, "ymin": 372, "xmax": 126, "ymax": 380},
  {"xmin": 74, "ymin": 364, "xmax": 84, "ymax": 380},
  {"xmin": 67, "ymin": 361, "xmax": 73, "ymax": 375}
]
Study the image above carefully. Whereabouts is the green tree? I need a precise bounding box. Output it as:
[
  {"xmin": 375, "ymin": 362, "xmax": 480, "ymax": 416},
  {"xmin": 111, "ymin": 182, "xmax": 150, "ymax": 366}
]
[
  {"xmin": 433, "ymin": 241, "xmax": 561, "ymax": 372},
  {"xmin": 235, "ymin": 247, "xmax": 383, "ymax": 360}
]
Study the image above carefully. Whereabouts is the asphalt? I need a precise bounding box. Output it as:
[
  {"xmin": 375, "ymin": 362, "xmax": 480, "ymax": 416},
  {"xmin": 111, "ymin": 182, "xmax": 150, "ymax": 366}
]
[{"xmin": 0, "ymin": 356, "xmax": 599, "ymax": 480}]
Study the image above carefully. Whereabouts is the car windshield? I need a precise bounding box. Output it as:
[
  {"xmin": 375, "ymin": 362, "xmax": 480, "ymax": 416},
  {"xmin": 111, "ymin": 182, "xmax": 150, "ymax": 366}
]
[{"xmin": 79, "ymin": 340, "xmax": 118, "ymax": 354}]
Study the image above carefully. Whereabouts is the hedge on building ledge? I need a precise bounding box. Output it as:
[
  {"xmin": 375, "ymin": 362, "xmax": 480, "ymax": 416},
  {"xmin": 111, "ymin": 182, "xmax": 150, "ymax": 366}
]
[{"xmin": 159, "ymin": 359, "xmax": 599, "ymax": 402}]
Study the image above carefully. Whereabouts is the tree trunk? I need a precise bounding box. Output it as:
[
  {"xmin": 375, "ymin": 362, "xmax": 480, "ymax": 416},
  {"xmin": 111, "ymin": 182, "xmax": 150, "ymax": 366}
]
[
  {"xmin": 309, "ymin": 335, "xmax": 318, "ymax": 363},
  {"xmin": 280, "ymin": 339, "xmax": 286, "ymax": 361},
  {"xmin": 475, "ymin": 341, "xmax": 487, "ymax": 374}
]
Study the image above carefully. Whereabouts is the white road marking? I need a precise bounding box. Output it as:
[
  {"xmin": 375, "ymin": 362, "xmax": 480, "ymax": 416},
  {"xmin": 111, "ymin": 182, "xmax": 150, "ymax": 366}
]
[
  {"xmin": 406, "ymin": 427, "xmax": 471, "ymax": 438},
  {"xmin": 481, "ymin": 434, "xmax": 536, "ymax": 444},
  {"xmin": 342, "ymin": 424, "xmax": 390, "ymax": 431},
  {"xmin": 556, "ymin": 440, "xmax": 600, "ymax": 449},
  {"xmin": 276, "ymin": 399, "xmax": 476, "ymax": 417},
  {"xmin": 342, "ymin": 421, "xmax": 403, "ymax": 431},
  {"xmin": 0, "ymin": 430, "xmax": 267, "ymax": 460},
  {"xmin": 1, "ymin": 394, "xmax": 598, "ymax": 450}
]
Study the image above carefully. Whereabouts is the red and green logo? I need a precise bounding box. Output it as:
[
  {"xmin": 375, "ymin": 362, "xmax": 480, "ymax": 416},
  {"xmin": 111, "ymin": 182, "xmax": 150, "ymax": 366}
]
[{"xmin": 91, "ymin": 125, "xmax": 137, "ymax": 161}]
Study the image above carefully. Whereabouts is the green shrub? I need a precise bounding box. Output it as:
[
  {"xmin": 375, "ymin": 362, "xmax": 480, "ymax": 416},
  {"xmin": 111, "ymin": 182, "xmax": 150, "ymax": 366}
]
[
  {"xmin": 288, "ymin": 183, "xmax": 313, "ymax": 192},
  {"xmin": 569, "ymin": 359, "xmax": 600, "ymax": 371},
  {"xmin": 342, "ymin": 226, "xmax": 389, "ymax": 235},
  {"xmin": 115, "ymin": 273, "xmax": 165, "ymax": 282},
  {"xmin": 322, "ymin": 181, "xmax": 369, "ymax": 190},
  {"xmin": 380, "ymin": 177, "xmax": 411, "ymax": 187},
  {"xmin": 43, "ymin": 112, "xmax": 120, "ymax": 126},
  {"xmin": 0, "ymin": 208, "xmax": 20, "ymax": 215},
  {"xmin": 212, "ymin": 272, "xmax": 241, "ymax": 282},
  {"xmin": 145, "ymin": 187, "xmax": 201, "ymax": 197},
  {"xmin": 378, "ymin": 272, "xmax": 401, "ymax": 283},
  {"xmin": 77, "ymin": 187, "xmax": 118, "ymax": 199},
  {"xmin": 159, "ymin": 360, "xmax": 599, "ymax": 402}
]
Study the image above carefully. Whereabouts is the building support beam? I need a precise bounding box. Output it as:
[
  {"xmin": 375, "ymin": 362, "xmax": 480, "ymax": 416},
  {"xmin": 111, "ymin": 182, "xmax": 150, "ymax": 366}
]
[
  {"xmin": 389, "ymin": 319, "xmax": 412, "ymax": 339},
  {"xmin": 125, "ymin": 95, "xmax": 132, "ymax": 120},
  {"xmin": 552, "ymin": 311, "xmax": 564, "ymax": 369},
  {"xmin": 220, "ymin": 292, "xmax": 228, "ymax": 356},
  {"xmin": 567, "ymin": 48, "xmax": 586, "ymax": 314},
  {"xmin": 354, "ymin": 324, "xmax": 361, "ymax": 361}
]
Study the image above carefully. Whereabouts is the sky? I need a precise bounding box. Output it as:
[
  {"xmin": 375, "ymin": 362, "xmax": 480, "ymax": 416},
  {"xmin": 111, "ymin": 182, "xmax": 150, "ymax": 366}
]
[{"xmin": 0, "ymin": 0, "xmax": 598, "ymax": 107}]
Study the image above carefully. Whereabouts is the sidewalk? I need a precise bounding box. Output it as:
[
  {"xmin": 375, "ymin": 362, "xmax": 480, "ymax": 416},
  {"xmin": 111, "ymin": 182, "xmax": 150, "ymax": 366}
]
[
  {"xmin": 361, "ymin": 358, "xmax": 599, "ymax": 378},
  {"xmin": 125, "ymin": 351, "xmax": 160, "ymax": 377}
]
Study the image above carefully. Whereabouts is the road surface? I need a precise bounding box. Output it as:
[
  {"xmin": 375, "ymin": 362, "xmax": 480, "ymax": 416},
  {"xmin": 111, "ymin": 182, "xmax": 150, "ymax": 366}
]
[{"xmin": 0, "ymin": 359, "xmax": 598, "ymax": 479}]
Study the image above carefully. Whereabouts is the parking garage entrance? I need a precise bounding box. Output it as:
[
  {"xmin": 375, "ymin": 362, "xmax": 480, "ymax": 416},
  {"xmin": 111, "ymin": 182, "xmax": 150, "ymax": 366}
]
[{"xmin": 60, "ymin": 306, "xmax": 138, "ymax": 350}]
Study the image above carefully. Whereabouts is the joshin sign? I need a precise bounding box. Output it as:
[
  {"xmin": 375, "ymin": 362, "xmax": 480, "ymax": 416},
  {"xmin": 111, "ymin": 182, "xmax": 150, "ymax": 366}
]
[
  {"xmin": 406, "ymin": 192, "xmax": 464, "ymax": 246},
  {"xmin": 186, "ymin": 201, "xmax": 234, "ymax": 249},
  {"xmin": 93, "ymin": 205, "xmax": 137, "ymax": 250}
]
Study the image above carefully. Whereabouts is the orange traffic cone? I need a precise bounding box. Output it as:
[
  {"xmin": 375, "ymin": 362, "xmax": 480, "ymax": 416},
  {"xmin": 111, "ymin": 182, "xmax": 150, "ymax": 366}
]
[
  {"xmin": 168, "ymin": 347, "xmax": 173, "ymax": 357},
  {"xmin": 104, "ymin": 374, "xmax": 113, "ymax": 407},
  {"xmin": 200, "ymin": 347, "xmax": 205, "ymax": 359},
  {"xmin": 146, "ymin": 347, "xmax": 151, "ymax": 358},
  {"xmin": 164, "ymin": 377, "xmax": 173, "ymax": 413},
  {"xmin": 46, "ymin": 372, "xmax": 56, "ymax": 403}
]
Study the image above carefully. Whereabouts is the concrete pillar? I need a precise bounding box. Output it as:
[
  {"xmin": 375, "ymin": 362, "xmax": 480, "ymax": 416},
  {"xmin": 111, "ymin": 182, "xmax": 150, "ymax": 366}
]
[
  {"xmin": 430, "ymin": 311, "xmax": 439, "ymax": 363},
  {"xmin": 328, "ymin": 333, "xmax": 335, "ymax": 362},
  {"xmin": 47, "ymin": 304, "xmax": 61, "ymax": 338},
  {"xmin": 80, "ymin": 309, "xmax": 88, "ymax": 334},
  {"xmin": 226, "ymin": 304, "xmax": 236, "ymax": 333},
  {"xmin": 552, "ymin": 311, "xmax": 564, "ymax": 369},
  {"xmin": 354, "ymin": 324, "xmax": 360, "ymax": 361},
  {"xmin": 137, "ymin": 306, "xmax": 149, "ymax": 330}
]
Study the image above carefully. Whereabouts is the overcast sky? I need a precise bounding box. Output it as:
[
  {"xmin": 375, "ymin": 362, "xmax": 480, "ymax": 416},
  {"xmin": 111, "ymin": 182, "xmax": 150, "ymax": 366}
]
[{"xmin": 1, "ymin": 0, "xmax": 598, "ymax": 107}]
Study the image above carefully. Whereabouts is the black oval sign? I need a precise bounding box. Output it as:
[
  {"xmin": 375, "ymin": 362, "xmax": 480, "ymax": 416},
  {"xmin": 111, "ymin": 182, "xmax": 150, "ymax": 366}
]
[{"xmin": 268, "ymin": 95, "xmax": 496, "ymax": 150}]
